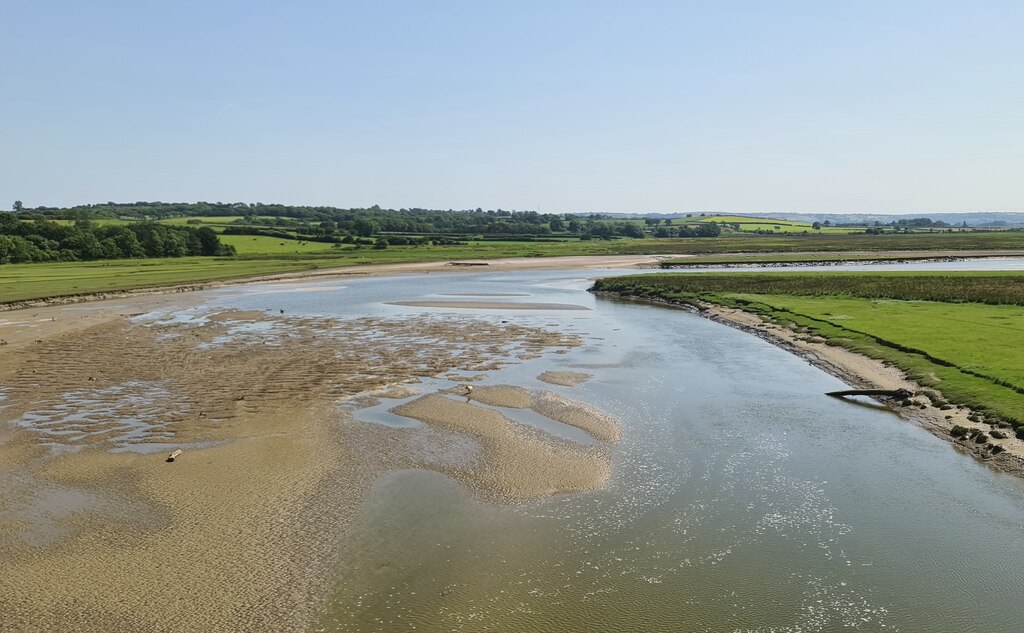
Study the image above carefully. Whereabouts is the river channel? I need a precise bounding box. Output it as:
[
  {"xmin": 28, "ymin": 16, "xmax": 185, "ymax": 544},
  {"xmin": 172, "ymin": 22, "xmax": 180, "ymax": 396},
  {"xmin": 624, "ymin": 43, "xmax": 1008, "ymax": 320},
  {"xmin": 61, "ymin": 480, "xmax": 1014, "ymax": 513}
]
[{"xmin": 182, "ymin": 259, "xmax": 1024, "ymax": 632}]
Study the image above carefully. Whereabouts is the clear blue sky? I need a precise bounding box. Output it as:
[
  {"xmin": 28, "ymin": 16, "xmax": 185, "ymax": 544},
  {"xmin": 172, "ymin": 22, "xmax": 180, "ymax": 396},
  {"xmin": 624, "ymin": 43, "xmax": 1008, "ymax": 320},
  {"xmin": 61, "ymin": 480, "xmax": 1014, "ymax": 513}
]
[{"xmin": 2, "ymin": 1, "xmax": 1021, "ymax": 213}]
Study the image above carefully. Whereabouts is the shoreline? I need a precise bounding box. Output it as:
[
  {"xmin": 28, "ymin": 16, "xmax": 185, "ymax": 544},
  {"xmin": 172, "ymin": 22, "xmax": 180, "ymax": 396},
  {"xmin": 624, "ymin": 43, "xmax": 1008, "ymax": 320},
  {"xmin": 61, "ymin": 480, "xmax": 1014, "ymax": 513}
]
[
  {"xmin": 0, "ymin": 254, "xmax": 662, "ymax": 313},
  {"xmin": 6, "ymin": 248, "xmax": 1024, "ymax": 313},
  {"xmin": 592, "ymin": 290, "xmax": 1024, "ymax": 478},
  {"xmin": 661, "ymin": 254, "xmax": 1023, "ymax": 269}
]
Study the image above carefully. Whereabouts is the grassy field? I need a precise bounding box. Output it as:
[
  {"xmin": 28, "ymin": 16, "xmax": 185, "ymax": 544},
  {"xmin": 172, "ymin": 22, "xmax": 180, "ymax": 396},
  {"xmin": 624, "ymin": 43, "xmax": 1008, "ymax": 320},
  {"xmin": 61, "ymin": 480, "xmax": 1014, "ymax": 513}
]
[
  {"xmin": 694, "ymin": 215, "xmax": 854, "ymax": 234},
  {"xmin": 217, "ymin": 235, "xmax": 341, "ymax": 254},
  {"xmin": 652, "ymin": 231, "xmax": 1024, "ymax": 257},
  {"xmin": 0, "ymin": 257, "xmax": 323, "ymax": 302},
  {"xmin": 593, "ymin": 271, "xmax": 1024, "ymax": 429},
  {"xmin": 663, "ymin": 252, "xmax": 1013, "ymax": 266}
]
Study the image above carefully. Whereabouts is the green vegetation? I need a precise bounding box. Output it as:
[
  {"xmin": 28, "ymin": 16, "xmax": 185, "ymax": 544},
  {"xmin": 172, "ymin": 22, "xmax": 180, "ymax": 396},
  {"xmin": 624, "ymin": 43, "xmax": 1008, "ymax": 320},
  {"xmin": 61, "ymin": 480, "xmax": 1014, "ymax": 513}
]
[
  {"xmin": 654, "ymin": 231, "xmax": 1024, "ymax": 262},
  {"xmin": 216, "ymin": 235, "xmax": 340, "ymax": 255},
  {"xmin": 690, "ymin": 214, "xmax": 852, "ymax": 234},
  {"xmin": 0, "ymin": 258, "xmax": 323, "ymax": 303},
  {"xmin": 593, "ymin": 271, "xmax": 1024, "ymax": 428},
  {"xmin": 0, "ymin": 215, "xmax": 234, "ymax": 263},
  {"xmin": 664, "ymin": 252, "xmax": 996, "ymax": 266}
]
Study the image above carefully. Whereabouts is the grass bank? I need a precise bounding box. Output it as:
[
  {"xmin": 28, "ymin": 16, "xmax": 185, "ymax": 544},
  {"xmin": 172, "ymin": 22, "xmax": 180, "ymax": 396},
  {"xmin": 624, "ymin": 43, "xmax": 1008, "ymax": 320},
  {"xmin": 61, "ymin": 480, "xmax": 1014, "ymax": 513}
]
[
  {"xmin": 593, "ymin": 272, "xmax": 1024, "ymax": 434},
  {"xmin": 662, "ymin": 251, "xmax": 1024, "ymax": 266}
]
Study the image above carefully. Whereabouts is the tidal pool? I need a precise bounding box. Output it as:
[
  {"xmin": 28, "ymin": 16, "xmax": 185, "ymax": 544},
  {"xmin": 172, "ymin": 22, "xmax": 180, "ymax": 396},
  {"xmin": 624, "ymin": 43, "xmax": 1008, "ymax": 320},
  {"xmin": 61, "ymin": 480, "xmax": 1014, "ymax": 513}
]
[{"xmin": 201, "ymin": 266, "xmax": 1024, "ymax": 632}]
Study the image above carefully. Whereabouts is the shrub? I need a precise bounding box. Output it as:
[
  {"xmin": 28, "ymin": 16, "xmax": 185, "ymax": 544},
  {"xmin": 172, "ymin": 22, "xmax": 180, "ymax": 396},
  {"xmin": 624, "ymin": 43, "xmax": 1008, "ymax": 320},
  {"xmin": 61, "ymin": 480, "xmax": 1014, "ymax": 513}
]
[
  {"xmin": 990, "ymin": 430, "xmax": 1007, "ymax": 440},
  {"xmin": 950, "ymin": 426, "xmax": 970, "ymax": 438}
]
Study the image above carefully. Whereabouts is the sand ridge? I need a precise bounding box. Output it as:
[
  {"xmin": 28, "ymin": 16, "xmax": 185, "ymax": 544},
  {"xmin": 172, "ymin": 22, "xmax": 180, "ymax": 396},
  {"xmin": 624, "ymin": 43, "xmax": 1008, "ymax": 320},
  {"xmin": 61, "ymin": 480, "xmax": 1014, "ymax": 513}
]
[
  {"xmin": 388, "ymin": 300, "xmax": 591, "ymax": 310},
  {"xmin": 538, "ymin": 370, "xmax": 593, "ymax": 386},
  {"xmin": 390, "ymin": 394, "xmax": 613, "ymax": 502},
  {"xmin": 450, "ymin": 384, "xmax": 620, "ymax": 443}
]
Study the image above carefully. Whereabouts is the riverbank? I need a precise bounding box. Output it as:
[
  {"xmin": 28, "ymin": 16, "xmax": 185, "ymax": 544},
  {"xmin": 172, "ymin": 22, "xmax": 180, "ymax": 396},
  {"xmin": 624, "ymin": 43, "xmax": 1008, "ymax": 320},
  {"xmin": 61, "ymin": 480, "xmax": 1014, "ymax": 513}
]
[
  {"xmin": 659, "ymin": 249, "xmax": 1024, "ymax": 268},
  {"xmin": 593, "ymin": 289, "xmax": 1024, "ymax": 477},
  {"xmin": 660, "ymin": 249, "xmax": 1024, "ymax": 268},
  {"xmin": 0, "ymin": 254, "xmax": 662, "ymax": 312}
]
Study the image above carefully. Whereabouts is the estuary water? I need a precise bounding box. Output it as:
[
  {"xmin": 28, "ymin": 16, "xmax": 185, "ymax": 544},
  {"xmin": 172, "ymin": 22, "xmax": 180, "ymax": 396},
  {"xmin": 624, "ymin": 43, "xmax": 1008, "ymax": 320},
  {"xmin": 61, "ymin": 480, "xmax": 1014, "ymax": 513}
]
[{"xmin": 202, "ymin": 262, "xmax": 1024, "ymax": 632}]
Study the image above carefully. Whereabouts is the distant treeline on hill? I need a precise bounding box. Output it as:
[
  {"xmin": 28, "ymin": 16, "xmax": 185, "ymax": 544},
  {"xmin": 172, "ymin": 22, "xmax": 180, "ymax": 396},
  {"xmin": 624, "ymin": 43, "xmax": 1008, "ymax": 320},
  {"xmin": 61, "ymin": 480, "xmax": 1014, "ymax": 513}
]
[
  {"xmin": 0, "ymin": 215, "xmax": 235, "ymax": 263},
  {"xmin": 18, "ymin": 201, "xmax": 580, "ymax": 236},
  {"xmin": 8, "ymin": 201, "xmax": 724, "ymax": 241}
]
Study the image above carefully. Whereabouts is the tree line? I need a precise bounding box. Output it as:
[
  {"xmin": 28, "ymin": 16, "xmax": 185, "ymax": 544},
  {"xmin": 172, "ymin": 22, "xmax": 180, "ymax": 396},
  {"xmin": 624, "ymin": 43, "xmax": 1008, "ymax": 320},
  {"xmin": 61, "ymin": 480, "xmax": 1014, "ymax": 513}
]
[{"xmin": 0, "ymin": 215, "xmax": 235, "ymax": 264}]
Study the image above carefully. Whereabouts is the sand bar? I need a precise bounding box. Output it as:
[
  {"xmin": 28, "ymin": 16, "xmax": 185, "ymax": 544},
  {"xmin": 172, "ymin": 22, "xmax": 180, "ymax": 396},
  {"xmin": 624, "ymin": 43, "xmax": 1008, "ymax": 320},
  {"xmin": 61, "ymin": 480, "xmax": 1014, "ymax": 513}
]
[
  {"xmin": 538, "ymin": 371, "xmax": 593, "ymax": 386},
  {"xmin": 389, "ymin": 300, "xmax": 590, "ymax": 310},
  {"xmin": 390, "ymin": 394, "xmax": 612, "ymax": 501},
  {"xmin": 458, "ymin": 384, "xmax": 620, "ymax": 443}
]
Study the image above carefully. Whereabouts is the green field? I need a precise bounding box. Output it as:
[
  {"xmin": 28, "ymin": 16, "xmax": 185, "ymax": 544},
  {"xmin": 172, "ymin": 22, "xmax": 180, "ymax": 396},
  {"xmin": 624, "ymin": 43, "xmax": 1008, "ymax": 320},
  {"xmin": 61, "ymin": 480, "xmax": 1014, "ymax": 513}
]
[
  {"xmin": 694, "ymin": 215, "xmax": 854, "ymax": 234},
  {"xmin": 0, "ymin": 257, "xmax": 322, "ymax": 302},
  {"xmin": 653, "ymin": 231, "xmax": 1024, "ymax": 256},
  {"xmin": 663, "ymin": 252, "xmax": 1006, "ymax": 266},
  {"xmin": 593, "ymin": 272, "xmax": 1024, "ymax": 430},
  {"xmin": 217, "ymin": 235, "xmax": 340, "ymax": 254}
]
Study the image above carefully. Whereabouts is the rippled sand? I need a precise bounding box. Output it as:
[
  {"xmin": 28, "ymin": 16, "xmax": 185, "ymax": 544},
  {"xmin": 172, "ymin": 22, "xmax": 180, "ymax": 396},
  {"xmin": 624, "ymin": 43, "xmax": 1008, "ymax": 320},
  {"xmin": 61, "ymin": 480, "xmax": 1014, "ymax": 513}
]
[
  {"xmin": 461, "ymin": 384, "xmax": 620, "ymax": 443},
  {"xmin": 0, "ymin": 307, "xmax": 585, "ymax": 632},
  {"xmin": 391, "ymin": 394, "xmax": 613, "ymax": 501}
]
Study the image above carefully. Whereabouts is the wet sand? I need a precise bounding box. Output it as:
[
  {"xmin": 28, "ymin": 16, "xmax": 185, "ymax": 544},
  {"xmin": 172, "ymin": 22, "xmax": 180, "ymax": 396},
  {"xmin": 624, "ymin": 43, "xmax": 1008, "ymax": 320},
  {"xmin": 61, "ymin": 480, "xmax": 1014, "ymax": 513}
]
[
  {"xmin": 538, "ymin": 370, "xmax": 593, "ymax": 386},
  {"xmin": 389, "ymin": 300, "xmax": 590, "ymax": 310},
  {"xmin": 390, "ymin": 394, "xmax": 613, "ymax": 501},
  {"xmin": 456, "ymin": 384, "xmax": 620, "ymax": 443},
  {"xmin": 0, "ymin": 303, "xmax": 599, "ymax": 631}
]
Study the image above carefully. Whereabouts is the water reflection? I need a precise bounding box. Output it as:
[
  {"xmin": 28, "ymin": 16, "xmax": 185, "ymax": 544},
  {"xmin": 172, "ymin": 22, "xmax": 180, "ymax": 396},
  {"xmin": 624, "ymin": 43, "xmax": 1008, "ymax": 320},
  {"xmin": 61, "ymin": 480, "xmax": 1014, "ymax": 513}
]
[{"xmin": 191, "ymin": 263, "xmax": 1024, "ymax": 633}]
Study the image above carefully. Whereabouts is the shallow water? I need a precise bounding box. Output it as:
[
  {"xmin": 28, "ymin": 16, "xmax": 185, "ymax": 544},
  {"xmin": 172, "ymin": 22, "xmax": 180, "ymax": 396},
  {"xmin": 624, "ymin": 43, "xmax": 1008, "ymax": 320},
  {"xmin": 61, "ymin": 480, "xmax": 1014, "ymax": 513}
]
[{"xmin": 191, "ymin": 264, "xmax": 1024, "ymax": 632}]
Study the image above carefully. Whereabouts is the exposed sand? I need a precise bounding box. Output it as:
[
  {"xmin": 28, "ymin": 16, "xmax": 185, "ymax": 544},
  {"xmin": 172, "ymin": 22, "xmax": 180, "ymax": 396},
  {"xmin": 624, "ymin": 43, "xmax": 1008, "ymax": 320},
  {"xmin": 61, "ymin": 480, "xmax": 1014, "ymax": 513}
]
[
  {"xmin": 456, "ymin": 384, "xmax": 620, "ymax": 443},
  {"xmin": 389, "ymin": 300, "xmax": 590, "ymax": 310},
  {"xmin": 390, "ymin": 394, "xmax": 612, "ymax": 501},
  {"xmin": 538, "ymin": 370, "xmax": 593, "ymax": 386},
  {"xmin": 0, "ymin": 303, "xmax": 589, "ymax": 631}
]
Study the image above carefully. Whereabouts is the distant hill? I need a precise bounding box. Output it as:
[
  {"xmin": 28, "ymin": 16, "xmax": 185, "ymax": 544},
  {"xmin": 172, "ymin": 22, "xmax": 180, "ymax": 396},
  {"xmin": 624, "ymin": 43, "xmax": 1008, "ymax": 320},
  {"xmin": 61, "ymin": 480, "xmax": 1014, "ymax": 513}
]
[
  {"xmin": 604, "ymin": 212, "xmax": 1024, "ymax": 227},
  {"xmin": 737, "ymin": 212, "xmax": 1024, "ymax": 228}
]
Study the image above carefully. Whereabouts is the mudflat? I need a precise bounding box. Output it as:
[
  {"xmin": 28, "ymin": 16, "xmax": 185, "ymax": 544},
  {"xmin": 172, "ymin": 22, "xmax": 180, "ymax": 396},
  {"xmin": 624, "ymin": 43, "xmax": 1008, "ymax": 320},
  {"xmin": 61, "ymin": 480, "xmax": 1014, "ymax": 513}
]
[{"xmin": 0, "ymin": 296, "xmax": 620, "ymax": 631}]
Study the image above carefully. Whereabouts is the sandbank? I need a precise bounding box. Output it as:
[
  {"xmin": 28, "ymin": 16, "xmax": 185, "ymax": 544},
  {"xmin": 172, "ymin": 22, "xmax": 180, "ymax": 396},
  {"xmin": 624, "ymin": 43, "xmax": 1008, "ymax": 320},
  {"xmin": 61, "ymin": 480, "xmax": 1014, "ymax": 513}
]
[
  {"xmin": 390, "ymin": 394, "xmax": 612, "ymax": 501},
  {"xmin": 457, "ymin": 384, "xmax": 620, "ymax": 443},
  {"xmin": 538, "ymin": 370, "xmax": 593, "ymax": 386},
  {"xmin": 388, "ymin": 300, "xmax": 590, "ymax": 310}
]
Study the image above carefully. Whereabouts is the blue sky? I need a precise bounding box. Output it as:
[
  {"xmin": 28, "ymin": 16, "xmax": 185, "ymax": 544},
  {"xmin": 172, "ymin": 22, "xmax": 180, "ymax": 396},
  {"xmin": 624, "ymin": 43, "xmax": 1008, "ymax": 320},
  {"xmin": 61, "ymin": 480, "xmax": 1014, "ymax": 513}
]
[{"xmin": 2, "ymin": 1, "xmax": 1021, "ymax": 213}]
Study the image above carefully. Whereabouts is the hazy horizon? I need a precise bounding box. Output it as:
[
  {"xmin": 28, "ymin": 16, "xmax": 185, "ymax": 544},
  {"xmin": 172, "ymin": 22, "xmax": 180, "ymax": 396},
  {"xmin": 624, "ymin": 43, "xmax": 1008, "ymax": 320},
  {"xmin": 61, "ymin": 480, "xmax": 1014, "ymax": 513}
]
[{"xmin": 3, "ymin": 1, "xmax": 1022, "ymax": 213}]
